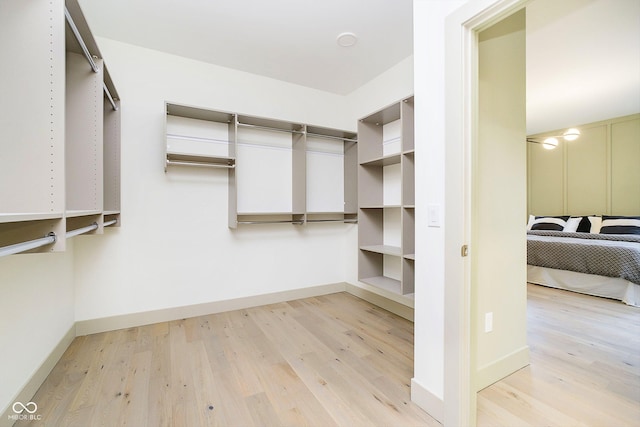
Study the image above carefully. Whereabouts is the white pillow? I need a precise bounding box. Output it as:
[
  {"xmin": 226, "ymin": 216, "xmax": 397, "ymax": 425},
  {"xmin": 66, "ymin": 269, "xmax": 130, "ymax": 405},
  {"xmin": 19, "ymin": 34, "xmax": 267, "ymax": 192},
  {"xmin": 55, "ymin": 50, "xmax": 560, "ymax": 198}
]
[
  {"xmin": 589, "ymin": 216, "xmax": 602, "ymax": 233},
  {"xmin": 563, "ymin": 217, "xmax": 581, "ymax": 232},
  {"xmin": 526, "ymin": 214, "xmax": 535, "ymax": 230}
]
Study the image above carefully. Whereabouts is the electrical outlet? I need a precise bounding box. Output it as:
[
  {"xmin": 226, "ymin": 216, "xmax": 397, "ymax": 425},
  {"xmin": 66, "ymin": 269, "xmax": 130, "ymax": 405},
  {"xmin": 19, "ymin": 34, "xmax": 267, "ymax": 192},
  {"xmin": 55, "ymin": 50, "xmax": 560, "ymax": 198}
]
[{"xmin": 484, "ymin": 312, "xmax": 493, "ymax": 333}]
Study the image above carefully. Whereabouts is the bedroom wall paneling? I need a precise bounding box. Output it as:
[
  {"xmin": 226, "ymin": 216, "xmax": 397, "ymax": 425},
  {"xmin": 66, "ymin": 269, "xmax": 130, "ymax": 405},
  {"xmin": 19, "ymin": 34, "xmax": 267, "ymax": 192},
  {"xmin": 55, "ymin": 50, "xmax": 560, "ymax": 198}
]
[
  {"xmin": 566, "ymin": 124, "xmax": 608, "ymax": 214},
  {"xmin": 611, "ymin": 116, "xmax": 640, "ymax": 214},
  {"xmin": 527, "ymin": 114, "xmax": 640, "ymax": 216},
  {"xmin": 357, "ymin": 96, "xmax": 415, "ymax": 296},
  {"xmin": 526, "ymin": 141, "xmax": 565, "ymax": 215}
]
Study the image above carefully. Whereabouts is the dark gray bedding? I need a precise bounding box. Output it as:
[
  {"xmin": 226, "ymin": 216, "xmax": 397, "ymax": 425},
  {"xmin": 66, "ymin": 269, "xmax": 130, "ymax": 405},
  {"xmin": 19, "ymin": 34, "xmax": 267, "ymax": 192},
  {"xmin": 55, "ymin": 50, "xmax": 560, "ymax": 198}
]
[{"xmin": 527, "ymin": 230, "xmax": 640, "ymax": 285}]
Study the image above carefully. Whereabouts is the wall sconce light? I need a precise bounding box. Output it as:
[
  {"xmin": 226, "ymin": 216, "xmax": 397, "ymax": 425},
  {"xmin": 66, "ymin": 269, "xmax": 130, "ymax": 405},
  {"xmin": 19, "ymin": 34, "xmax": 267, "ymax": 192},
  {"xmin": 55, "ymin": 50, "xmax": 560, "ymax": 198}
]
[{"xmin": 527, "ymin": 128, "xmax": 580, "ymax": 150}]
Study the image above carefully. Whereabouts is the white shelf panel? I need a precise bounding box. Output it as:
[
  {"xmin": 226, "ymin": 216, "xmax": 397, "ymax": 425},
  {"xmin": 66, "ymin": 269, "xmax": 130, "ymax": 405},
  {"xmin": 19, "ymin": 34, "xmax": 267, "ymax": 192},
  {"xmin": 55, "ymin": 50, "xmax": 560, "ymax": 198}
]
[
  {"xmin": 66, "ymin": 209, "xmax": 101, "ymax": 218},
  {"xmin": 0, "ymin": 212, "xmax": 63, "ymax": 224},
  {"xmin": 404, "ymin": 254, "xmax": 415, "ymax": 260},
  {"xmin": 360, "ymin": 245, "xmax": 402, "ymax": 257},
  {"xmin": 359, "ymin": 153, "xmax": 401, "ymax": 167},
  {"xmin": 360, "ymin": 276, "xmax": 402, "ymax": 294}
]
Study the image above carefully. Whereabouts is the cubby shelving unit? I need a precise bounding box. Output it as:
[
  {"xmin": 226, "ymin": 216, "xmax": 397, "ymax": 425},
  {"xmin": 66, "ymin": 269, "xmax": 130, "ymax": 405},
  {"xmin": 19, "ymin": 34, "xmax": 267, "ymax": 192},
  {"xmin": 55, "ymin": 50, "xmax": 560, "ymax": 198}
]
[
  {"xmin": 164, "ymin": 104, "xmax": 358, "ymax": 228},
  {"xmin": 0, "ymin": 0, "xmax": 121, "ymax": 257},
  {"xmin": 357, "ymin": 96, "xmax": 415, "ymax": 296}
]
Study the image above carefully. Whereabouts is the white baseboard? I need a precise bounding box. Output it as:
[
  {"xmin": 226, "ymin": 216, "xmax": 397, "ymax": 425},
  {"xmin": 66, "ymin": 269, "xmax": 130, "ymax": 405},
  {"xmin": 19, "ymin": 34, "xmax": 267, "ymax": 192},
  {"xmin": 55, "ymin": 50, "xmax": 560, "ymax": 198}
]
[
  {"xmin": 411, "ymin": 378, "xmax": 444, "ymax": 423},
  {"xmin": 476, "ymin": 345, "xmax": 530, "ymax": 390},
  {"xmin": 76, "ymin": 282, "xmax": 347, "ymax": 336},
  {"xmin": 0, "ymin": 324, "xmax": 76, "ymax": 427}
]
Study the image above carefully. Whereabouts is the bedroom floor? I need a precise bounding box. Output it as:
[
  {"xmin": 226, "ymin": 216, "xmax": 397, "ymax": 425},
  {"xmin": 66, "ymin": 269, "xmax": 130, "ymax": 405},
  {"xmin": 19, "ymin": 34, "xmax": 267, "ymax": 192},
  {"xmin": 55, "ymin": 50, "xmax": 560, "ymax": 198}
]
[{"xmin": 478, "ymin": 283, "xmax": 640, "ymax": 426}]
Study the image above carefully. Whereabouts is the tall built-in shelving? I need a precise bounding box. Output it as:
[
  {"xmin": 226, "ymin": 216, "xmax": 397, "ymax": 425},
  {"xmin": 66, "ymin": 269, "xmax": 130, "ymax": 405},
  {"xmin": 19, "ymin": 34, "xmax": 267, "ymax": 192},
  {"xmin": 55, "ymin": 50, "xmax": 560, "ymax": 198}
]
[
  {"xmin": 164, "ymin": 103, "xmax": 357, "ymax": 227},
  {"xmin": 358, "ymin": 96, "xmax": 415, "ymax": 296},
  {"xmin": 0, "ymin": 0, "xmax": 121, "ymax": 256}
]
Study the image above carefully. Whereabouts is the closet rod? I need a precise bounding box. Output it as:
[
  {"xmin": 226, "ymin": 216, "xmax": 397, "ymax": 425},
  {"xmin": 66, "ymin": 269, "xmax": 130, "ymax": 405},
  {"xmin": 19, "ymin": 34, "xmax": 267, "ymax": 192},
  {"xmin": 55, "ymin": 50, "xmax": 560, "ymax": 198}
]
[
  {"xmin": 103, "ymin": 83, "xmax": 118, "ymax": 111},
  {"xmin": 237, "ymin": 122, "xmax": 305, "ymax": 135},
  {"xmin": 64, "ymin": 7, "xmax": 99, "ymax": 73},
  {"xmin": 0, "ymin": 233, "xmax": 57, "ymax": 258},
  {"xmin": 66, "ymin": 222, "xmax": 98, "ymax": 239},
  {"xmin": 166, "ymin": 160, "xmax": 235, "ymax": 169},
  {"xmin": 307, "ymin": 219, "xmax": 358, "ymax": 223},
  {"xmin": 104, "ymin": 219, "xmax": 118, "ymax": 227},
  {"xmin": 306, "ymin": 133, "xmax": 357, "ymax": 143},
  {"xmin": 237, "ymin": 220, "xmax": 304, "ymax": 225}
]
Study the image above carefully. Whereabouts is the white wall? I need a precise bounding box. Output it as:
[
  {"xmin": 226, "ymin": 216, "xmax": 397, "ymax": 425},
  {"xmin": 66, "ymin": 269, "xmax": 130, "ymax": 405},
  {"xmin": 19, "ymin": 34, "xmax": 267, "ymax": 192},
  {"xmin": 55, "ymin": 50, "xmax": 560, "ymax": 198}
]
[
  {"xmin": 411, "ymin": 0, "xmax": 468, "ymax": 420},
  {"xmin": 73, "ymin": 39, "xmax": 360, "ymax": 322},
  {"xmin": 0, "ymin": 247, "xmax": 75, "ymax": 417},
  {"xmin": 73, "ymin": 39, "xmax": 412, "ymax": 324}
]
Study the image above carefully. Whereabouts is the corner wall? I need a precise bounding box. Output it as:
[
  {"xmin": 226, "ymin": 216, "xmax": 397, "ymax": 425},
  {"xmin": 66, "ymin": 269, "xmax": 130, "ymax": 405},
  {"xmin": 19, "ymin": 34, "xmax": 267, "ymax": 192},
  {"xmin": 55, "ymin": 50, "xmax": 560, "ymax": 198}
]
[
  {"xmin": 0, "ymin": 247, "xmax": 75, "ymax": 423},
  {"xmin": 72, "ymin": 39, "xmax": 358, "ymax": 324}
]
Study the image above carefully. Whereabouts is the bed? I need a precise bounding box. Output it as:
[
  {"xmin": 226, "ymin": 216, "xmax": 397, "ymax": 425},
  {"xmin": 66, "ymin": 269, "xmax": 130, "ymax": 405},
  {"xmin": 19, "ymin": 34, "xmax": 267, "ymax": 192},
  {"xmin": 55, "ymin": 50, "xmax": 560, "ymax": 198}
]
[{"xmin": 526, "ymin": 216, "xmax": 640, "ymax": 307}]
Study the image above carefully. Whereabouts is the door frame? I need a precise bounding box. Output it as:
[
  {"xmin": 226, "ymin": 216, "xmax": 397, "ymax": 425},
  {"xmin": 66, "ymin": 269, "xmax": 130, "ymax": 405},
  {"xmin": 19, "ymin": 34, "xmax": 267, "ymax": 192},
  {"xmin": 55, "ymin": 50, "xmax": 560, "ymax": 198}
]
[{"xmin": 443, "ymin": 0, "xmax": 529, "ymax": 425}]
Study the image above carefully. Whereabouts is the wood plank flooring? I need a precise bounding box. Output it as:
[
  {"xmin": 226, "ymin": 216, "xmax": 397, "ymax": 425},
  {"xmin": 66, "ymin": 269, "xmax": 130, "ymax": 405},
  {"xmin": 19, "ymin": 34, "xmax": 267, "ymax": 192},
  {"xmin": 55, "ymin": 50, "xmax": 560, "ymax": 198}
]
[
  {"xmin": 17, "ymin": 292, "xmax": 439, "ymax": 427},
  {"xmin": 14, "ymin": 285, "xmax": 640, "ymax": 426},
  {"xmin": 477, "ymin": 283, "xmax": 640, "ymax": 427}
]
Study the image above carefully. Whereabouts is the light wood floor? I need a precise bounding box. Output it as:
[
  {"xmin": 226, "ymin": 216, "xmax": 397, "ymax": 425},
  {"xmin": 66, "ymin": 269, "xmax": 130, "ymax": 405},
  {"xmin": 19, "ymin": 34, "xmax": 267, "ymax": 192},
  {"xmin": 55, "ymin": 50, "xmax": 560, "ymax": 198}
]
[
  {"xmin": 477, "ymin": 283, "xmax": 640, "ymax": 426},
  {"xmin": 15, "ymin": 286, "xmax": 640, "ymax": 427},
  {"xmin": 17, "ymin": 292, "xmax": 439, "ymax": 427}
]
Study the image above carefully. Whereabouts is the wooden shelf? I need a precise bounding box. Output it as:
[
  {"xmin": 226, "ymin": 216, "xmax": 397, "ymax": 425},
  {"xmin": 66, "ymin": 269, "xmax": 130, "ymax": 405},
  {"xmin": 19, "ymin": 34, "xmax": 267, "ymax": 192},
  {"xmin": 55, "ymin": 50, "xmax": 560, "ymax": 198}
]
[
  {"xmin": 0, "ymin": 213, "xmax": 64, "ymax": 224},
  {"xmin": 360, "ymin": 245, "xmax": 402, "ymax": 257},
  {"xmin": 166, "ymin": 152, "xmax": 235, "ymax": 168},
  {"xmin": 66, "ymin": 210, "xmax": 101, "ymax": 218},
  {"xmin": 358, "ymin": 96, "xmax": 415, "ymax": 296},
  {"xmin": 359, "ymin": 153, "xmax": 401, "ymax": 167},
  {"xmin": 360, "ymin": 276, "xmax": 402, "ymax": 294}
]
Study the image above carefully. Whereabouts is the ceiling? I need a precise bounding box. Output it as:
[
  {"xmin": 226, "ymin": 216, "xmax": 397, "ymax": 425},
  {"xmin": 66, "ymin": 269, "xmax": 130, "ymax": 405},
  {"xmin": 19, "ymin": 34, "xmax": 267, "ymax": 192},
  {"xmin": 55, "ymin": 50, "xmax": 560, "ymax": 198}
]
[
  {"xmin": 77, "ymin": 0, "xmax": 413, "ymax": 96},
  {"xmin": 78, "ymin": 0, "xmax": 639, "ymax": 132}
]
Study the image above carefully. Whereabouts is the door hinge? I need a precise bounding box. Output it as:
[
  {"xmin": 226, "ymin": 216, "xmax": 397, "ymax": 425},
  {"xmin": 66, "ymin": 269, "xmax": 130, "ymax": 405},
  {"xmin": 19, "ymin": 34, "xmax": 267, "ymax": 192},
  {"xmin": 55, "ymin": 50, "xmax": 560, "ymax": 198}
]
[{"xmin": 461, "ymin": 245, "xmax": 469, "ymax": 257}]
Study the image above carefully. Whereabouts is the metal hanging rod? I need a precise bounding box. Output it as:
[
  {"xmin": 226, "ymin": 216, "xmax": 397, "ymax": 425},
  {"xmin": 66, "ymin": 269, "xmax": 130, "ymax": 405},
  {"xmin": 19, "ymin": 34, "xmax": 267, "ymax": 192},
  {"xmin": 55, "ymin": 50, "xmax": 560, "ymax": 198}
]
[
  {"xmin": 66, "ymin": 222, "xmax": 98, "ymax": 239},
  {"xmin": 104, "ymin": 219, "xmax": 118, "ymax": 227},
  {"xmin": 0, "ymin": 233, "xmax": 57, "ymax": 258},
  {"xmin": 306, "ymin": 133, "xmax": 357, "ymax": 143},
  {"xmin": 103, "ymin": 83, "xmax": 118, "ymax": 111},
  {"xmin": 166, "ymin": 160, "xmax": 235, "ymax": 169},
  {"xmin": 237, "ymin": 220, "xmax": 304, "ymax": 225},
  {"xmin": 237, "ymin": 122, "xmax": 305, "ymax": 135},
  {"xmin": 64, "ymin": 7, "xmax": 99, "ymax": 73},
  {"xmin": 306, "ymin": 219, "xmax": 358, "ymax": 223}
]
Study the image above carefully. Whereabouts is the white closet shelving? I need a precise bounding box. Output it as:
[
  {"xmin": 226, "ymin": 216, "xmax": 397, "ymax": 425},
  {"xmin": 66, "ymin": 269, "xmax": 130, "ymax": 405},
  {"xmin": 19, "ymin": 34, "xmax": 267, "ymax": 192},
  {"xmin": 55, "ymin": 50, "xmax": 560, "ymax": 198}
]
[
  {"xmin": 0, "ymin": 0, "xmax": 121, "ymax": 256},
  {"xmin": 358, "ymin": 96, "xmax": 415, "ymax": 296},
  {"xmin": 164, "ymin": 104, "xmax": 357, "ymax": 227}
]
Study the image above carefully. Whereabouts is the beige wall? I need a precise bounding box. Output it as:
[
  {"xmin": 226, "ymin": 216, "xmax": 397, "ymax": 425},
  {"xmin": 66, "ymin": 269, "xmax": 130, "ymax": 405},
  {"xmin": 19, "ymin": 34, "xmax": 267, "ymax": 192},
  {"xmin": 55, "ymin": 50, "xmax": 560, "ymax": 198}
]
[
  {"xmin": 474, "ymin": 10, "xmax": 529, "ymax": 391},
  {"xmin": 527, "ymin": 114, "xmax": 640, "ymax": 216}
]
